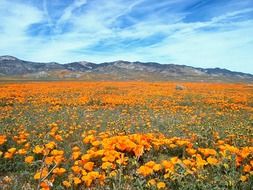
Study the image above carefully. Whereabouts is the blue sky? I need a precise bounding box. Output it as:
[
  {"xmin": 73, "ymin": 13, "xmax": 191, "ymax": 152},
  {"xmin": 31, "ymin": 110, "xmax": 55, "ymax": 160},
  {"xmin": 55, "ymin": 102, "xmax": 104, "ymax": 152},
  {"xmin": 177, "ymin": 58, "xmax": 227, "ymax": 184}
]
[{"xmin": 0, "ymin": 0, "xmax": 253, "ymax": 73}]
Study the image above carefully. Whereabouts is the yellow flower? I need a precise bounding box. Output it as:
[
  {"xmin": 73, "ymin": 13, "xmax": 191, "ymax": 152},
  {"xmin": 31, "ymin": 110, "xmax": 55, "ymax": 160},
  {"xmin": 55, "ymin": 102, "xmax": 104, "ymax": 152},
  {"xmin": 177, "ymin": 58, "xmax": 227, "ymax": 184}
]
[
  {"xmin": 186, "ymin": 148, "xmax": 197, "ymax": 155},
  {"xmin": 101, "ymin": 162, "xmax": 113, "ymax": 170},
  {"xmin": 195, "ymin": 154, "xmax": 207, "ymax": 168},
  {"xmin": 83, "ymin": 135, "xmax": 96, "ymax": 144},
  {"xmin": 73, "ymin": 177, "xmax": 82, "ymax": 185},
  {"xmin": 33, "ymin": 145, "xmax": 44, "ymax": 154},
  {"xmin": 45, "ymin": 156, "xmax": 54, "ymax": 165},
  {"xmin": 52, "ymin": 167, "xmax": 66, "ymax": 176},
  {"xmin": 176, "ymin": 140, "xmax": 188, "ymax": 146},
  {"xmin": 157, "ymin": 182, "xmax": 166, "ymax": 189},
  {"xmin": 83, "ymin": 162, "xmax": 94, "ymax": 171},
  {"xmin": 34, "ymin": 168, "xmax": 48, "ymax": 180},
  {"xmin": 17, "ymin": 149, "xmax": 27, "ymax": 155},
  {"xmin": 162, "ymin": 160, "xmax": 174, "ymax": 172},
  {"xmin": 164, "ymin": 172, "xmax": 171, "ymax": 179},
  {"xmin": 240, "ymin": 175, "xmax": 247, "ymax": 182},
  {"xmin": 54, "ymin": 134, "xmax": 63, "ymax": 141},
  {"xmin": 0, "ymin": 135, "xmax": 7, "ymax": 145},
  {"xmin": 62, "ymin": 180, "xmax": 71, "ymax": 188},
  {"xmin": 72, "ymin": 165, "xmax": 81, "ymax": 174},
  {"xmin": 133, "ymin": 145, "xmax": 144, "ymax": 158},
  {"xmin": 183, "ymin": 159, "xmax": 193, "ymax": 167},
  {"xmin": 243, "ymin": 165, "xmax": 251, "ymax": 173},
  {"xmin": 24, "ymin": 143, "xmax": 30, "ymax": 149},
  {"xmin": 116, "ymin": 153, "xmax": 128, "ymax": 165},
  {"xmin": 91, "ymin": 140, "xmax": 100, "ymax": 147},
  {"xmin": 54, "ymin": 155, "xmax": 64, "ymax": 164},
  {"xmin": 45, "ymin": 141, "xmax": 56, "ymax": 149},
  {"xmin": 145, "ymin": 161, "xmax": 156, "ymax": 168},
  {"xmin": 42, "ymin": 148, "xmax": 50, "ymax": 156},
  {"xmin": 51, "ymin": 149, "xmax": 64, "ymax": 156},
  {"xmin": 109, "ymin": 170, "xmax": 117, "ymax": 177},
  {"xmin": 82, "ymin": 175, "xmax": 93, "ymax": 187},
  {"xmin": 240, "ymin": 147, "xmax": 250, "ymax": 158},
  {"xmin": 81, "ymin": 169, "xmax": 87, "ymax": 176},
  {"xmin": 72, "ymin": 151, "xmax": 81, "ymax": 160},
  {"xmin": 171, "ymin": 157, "xmax": 179, "ymax": 164},
  {"xmin": 169, "ymin": 144, "xmax": 177, "ymax": 148},
  {"xmin": 72, "ymin": 146, "xmax": 80, "ymax": 152},
  {"xmin": 223, "ymin": 163, "xmax": 229, "ymax": 169},
  {"xmin": 198, "ymin": 148, "xmax": 217, "ymax": 157},
  {"xmin": 40, "ymin": 181, "xmax": 50, "ymax": 190},
  {"xmin": 207, "ymin": 157, "xmax": 218, "ymax": 165},
  {"xmin": 25, "ymin": 156, "xmax": 34, "ymax": 164},
  {"xmin": 88, "ymin": 171, "xmax": 100, "ymax": 179},
  {"xmin": 137, "ymin": 165, "xmax": 153, "ymax": 177},
  {"xmin": 8, "ymin": 148, "xmax": 16, "ymax": 154},
  {"xmin": 4, "ymin": 152, "xmax": 14, "ymax": 159},
  {"xmin": 153, "ymin": 164, "xmax": 162, "ymax": 171},
  {"xmin": 81, "ymin": 154, "xmax": 91, "ymax": 162},
  {"xmin": 147, "ymin": 179, "xmax": 156, "ymax": 186}
]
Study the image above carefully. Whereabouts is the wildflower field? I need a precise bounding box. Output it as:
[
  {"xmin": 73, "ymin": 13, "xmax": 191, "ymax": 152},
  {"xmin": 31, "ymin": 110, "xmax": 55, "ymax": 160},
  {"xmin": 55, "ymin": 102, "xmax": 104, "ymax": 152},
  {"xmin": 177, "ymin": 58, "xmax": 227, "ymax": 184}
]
[{"xmin": 0, "ymin": 81, "xmax": 252, "ymax": 190}]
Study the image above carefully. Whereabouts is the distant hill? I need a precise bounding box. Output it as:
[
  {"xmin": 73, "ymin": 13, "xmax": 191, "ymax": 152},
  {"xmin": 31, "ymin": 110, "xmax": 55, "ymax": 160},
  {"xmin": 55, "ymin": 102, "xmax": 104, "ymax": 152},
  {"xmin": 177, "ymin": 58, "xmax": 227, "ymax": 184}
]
[{"xmin": 0, "ymin": 55, "xmax": 252, "ymax": 82}]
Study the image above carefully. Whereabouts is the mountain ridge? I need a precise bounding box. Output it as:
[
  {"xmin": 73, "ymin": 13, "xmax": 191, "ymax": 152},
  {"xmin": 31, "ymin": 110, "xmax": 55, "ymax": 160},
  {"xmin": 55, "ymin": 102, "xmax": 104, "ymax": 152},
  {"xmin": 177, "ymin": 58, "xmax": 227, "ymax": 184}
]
[{"xmin": 0, "ymin": 55, "xmax": 252, "ymax": 82}]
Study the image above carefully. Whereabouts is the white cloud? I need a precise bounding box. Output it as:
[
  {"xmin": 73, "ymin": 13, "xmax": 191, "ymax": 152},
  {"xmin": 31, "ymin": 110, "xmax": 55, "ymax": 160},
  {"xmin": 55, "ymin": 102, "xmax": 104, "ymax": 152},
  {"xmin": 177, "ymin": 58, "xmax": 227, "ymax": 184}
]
[
  {"xmin": 57, "ymin": 0, "xmax": 87, "ymax": 26},
  {"xmin": 0, "ymin": 0, "xmax": 44, "ymax": 53},
  {"xmin": 0, "ymin": 0, "xmax": 252, "ymax": 73},
  {"xmin": 147, "ymin": 21, "xmax": 253, "ymax": 69}
]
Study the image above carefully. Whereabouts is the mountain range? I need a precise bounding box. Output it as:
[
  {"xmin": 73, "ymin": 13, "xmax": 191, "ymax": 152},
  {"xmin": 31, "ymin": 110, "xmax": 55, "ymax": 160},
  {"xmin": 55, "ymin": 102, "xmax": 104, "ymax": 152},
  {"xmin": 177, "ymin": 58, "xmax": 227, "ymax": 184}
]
[{"xmin": 0, "ymin": 55, "xmax": 252, "ymax": 82}]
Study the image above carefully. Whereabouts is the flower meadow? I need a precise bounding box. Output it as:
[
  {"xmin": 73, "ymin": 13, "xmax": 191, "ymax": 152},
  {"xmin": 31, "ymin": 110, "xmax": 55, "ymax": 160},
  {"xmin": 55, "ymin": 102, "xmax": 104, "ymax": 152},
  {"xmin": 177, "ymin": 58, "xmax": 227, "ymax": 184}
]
[{"xmin": 0, "ymin": 82, "xmax": 252, "ymax": 190}]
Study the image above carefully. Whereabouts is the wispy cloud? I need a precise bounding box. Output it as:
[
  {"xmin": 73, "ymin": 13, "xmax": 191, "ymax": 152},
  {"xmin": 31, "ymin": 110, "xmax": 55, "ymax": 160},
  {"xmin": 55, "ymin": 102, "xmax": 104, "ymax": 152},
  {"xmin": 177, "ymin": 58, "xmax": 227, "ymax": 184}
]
[{"xmin": 0, "ymin": 0, "xmax": 253, "ymax": 73}]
